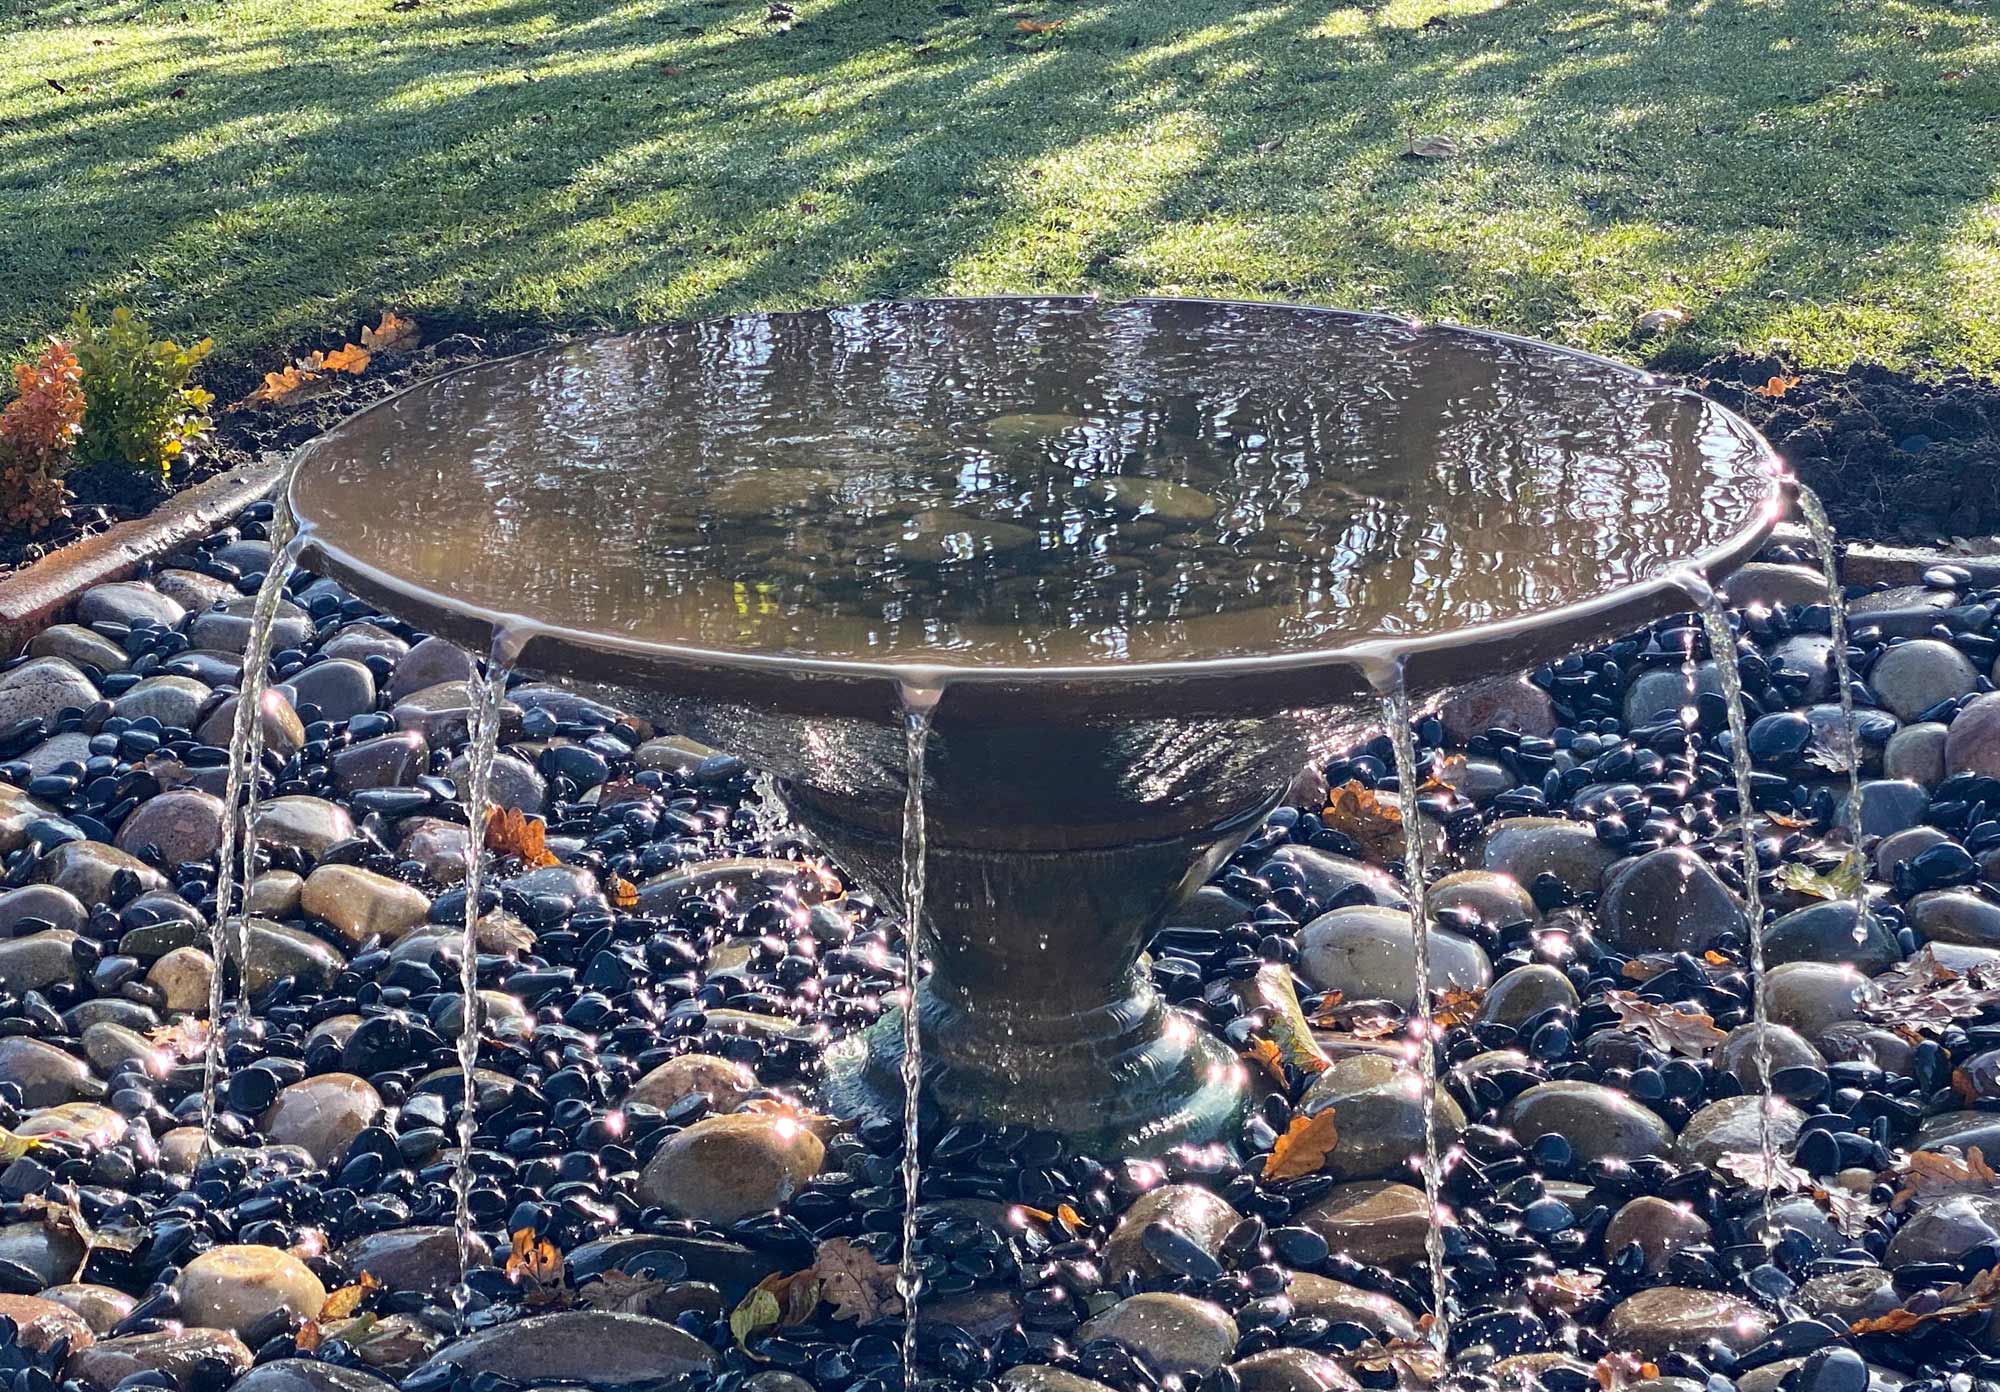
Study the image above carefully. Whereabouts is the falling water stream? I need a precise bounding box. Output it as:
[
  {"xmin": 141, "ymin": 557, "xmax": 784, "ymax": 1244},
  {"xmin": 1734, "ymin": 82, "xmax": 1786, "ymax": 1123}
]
[
  {"xmin": 896, "ymin": 683, "xmax": 941, "ymax": 1380},
  {"xmin": 1371, "ymin": 663, "xmax": 1450, "ymax": 1353},
  {"xmin": 197, "ymin": 522, "xmax": 305, "ymax": 1147},
  {"xmin": 452, "ymin": 639, "xmax": 521, "ymax": 1329},
  {"xmin": 1794, "ymin": 486, "xmax": 1871, "ymax": 943}
]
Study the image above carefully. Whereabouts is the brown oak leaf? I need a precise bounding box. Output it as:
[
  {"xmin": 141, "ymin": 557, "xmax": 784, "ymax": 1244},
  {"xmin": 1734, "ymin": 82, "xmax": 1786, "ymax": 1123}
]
[
  {"xmin": 1605, "ymin": 990, "xmax": 1727, "ymax": 1057},
  {"xmin": 486, "ymin": 806, "xmax": 559, "ymax": 867},
  {"xmin": 1264, "ymin": 1110, "xmax": 1338, "ymax": 1181},
  {"xmin": 1323, "ymin": 780, "xmax": 1405, "ymax": 864},
  {"xmin": 812, "ymin": 1238, "xmax": 901, "ymax": 1323},
  {"xmin": 360, "ymin": 311, "xmax": 421, "ymax": 353}
]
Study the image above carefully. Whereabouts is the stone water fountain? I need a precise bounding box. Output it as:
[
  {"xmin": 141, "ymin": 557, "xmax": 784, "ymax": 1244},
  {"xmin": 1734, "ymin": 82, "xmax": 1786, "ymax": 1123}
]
[{"xmin": 279, "ymin": 297, "xmax": 1782, "ymax": 1166}]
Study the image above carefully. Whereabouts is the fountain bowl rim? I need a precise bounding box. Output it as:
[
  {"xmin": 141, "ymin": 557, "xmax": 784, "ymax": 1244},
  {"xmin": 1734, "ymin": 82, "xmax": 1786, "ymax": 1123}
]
[{"xmin": 286, "ymin": 295, "xmax": 1787, "ymax": 714}]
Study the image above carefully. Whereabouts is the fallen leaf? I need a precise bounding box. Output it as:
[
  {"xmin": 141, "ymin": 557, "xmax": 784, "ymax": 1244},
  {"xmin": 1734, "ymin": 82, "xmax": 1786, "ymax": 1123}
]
[
  {"xmin": 241, "ymin": 361, "xmax": 322, "ymax": 407},
  {"xmin": 812, "ymin": 1238, "xmax": 901, "ymax": 1323},
  {"xmin": 360, "ymin": 311, "xmax": 422, "ymax": 353},
  {"xmin": 1056, "ymin": 1202, "xmax": 1086, "ymax": 1233},
  {"xmin": 486, "ymin": 806, "xmax": 559, "ymax": 868},
  {"xmin": 1634, "ymin": 307, "xmax": 1689, "ymax": 335},
  {"xmin": 295, "ymin": 1319, "xmax": 323, "ymax": 1353},
  {"xmin": 1264, "ymin": 1109, "xmax": 1339, "ymax": 1181},
  {"xmin": 0, "ymin": 1128, "xmax": 44, "ymax": 1164},
  {"xmin": 1851, "ymin": 1265, "xmax": 2000, "ymax": 1335},
  {"xmin": 169, "ymin": 86, "xmax": 187, "ymax": 98},
  {"xmin": 1323, "ymin": 779, "xmax": 1405, "ymax": 864},
  {"xmin": 1754, "ymin": 374, "xmax": 1801, "ymax": 399},
  {"xmin": 579, "ymin": 1268, "xmax": 670, "ymax": 1315},
  {"xmin": 1892, "ymin": 1147, "xmax": 2000, "ymax": 1211},
  {"xmin": 1774, "ymin": 852, "xmax": 1865, "ymax": 902},
  {"xmin": 1605, "ymin": 990, "xmax": 1727, "ymax": 1057},
  {"xmin": 321, "ymin": 343, "xmax": 372, "ymax": 375},
  {"xmin": 1243, "ymin": 1037, "xmax": 1287, "ymax": 1087},
  {"xmin": 1702, "ymin": 949, "xmax": 1734, "ymax": 967},
  {"xmin": 729, "ymin": 1285, "xmax": 780, "ymax": 1357},
  {"xmin": 148, "ymin": 1016, "xmax": 210, "ymax": 1061},
  {"xmin": 1717, "ymin": 1148, "xmax": 1814, "ymax": 1194},
  {"xmin": 1254, "ymin": 136, "xmax": 1285, "ymax": 155},
  {"xmin": 1433, "ymin": 986, "xmax": 1485, "ymax": 1029},
  {"xmin": 611, "ymin": 875, "xmax": 639, "ymax": 909},
  {"xmin": 1403, "ymin": 134, "xmax": 1460, "ymax": 158},
  {"xmin": 1528, "ymin": 1269, "xmax": 1602, "ymax": 1314},
  {"xmin": 1767, "ymin": 810, "xmax": 1816, "ymax": 829},
  {"xmin": 505, "ymin": 1227, "xmax": 566, "ymax": 1306},
  {"xmin": 319, "ymin": 1271, "xmax": 381, "ymax": 1321},
  {"xmin": 1016, "ymin": 18, "xmax": 1064, "ymax": 32}
]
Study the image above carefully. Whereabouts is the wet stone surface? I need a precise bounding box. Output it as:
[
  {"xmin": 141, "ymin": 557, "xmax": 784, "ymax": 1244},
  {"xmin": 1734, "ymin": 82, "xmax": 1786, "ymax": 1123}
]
[{"xmin": 0, "ymin": 509, "xmax": 1997, "ymax": 1392}]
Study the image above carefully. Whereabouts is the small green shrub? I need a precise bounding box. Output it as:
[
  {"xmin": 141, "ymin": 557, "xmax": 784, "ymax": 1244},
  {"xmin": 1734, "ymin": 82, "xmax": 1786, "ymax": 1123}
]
[
  {"xmin": 0, "ymin": 340, "xmax": 85, "ymax": 532},
  {"xmin": 70, "ymin": 307, "xmax": 214, "ymax": 481}
]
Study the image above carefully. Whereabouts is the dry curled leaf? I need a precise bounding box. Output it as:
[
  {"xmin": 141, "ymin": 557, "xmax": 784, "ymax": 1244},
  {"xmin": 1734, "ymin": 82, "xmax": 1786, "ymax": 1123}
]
[
  {"xmin": 0, "ymin": 1127, "xmax": 44, "ymax": 1164},
  {"xmin": 1264, "ymin": 1109, "xmax": 1339, "ymax": 1181},
  {"xmin": 1892, "ymin": 1147, "xmax": 2000, "ymax": 1210},
  {"xmin": 321, "ymin": 343, "xmax": 372, "ymax": 375},
  {"xmin": 1605, "ymin": 990, "xmax": 1727, "ymax": 1057},
  {"xmin": 320, "ymin": 1271, "xmax": 381, "ymax": 1321},
  {"xmin": 1775, "ymin": 852, "xmax": 1865, "ymax": 903},
  {"xmin": 241, "ymin": 361, "xmax": 321, "ymax": 407},
  {"xmin": 486, "ymin": 806, "xmax": 559, "ymax": 868},
  {"xmin": 1243, "ymin": 1037, "xmax": 1287, "ymax": 1087},
  {"xmin": 1433, "ymin": 986, "xmax": 1485, "ymax": 1029},
  {"xmin": 1323, "ymin": 779, "xmax": 1405, "ymax": 864},
  {"xmin": 610, "ymin": 875, "xmax": 639, "ymax": 909},
  {"xmin": 1754, "ymin": 375, "xmax": 1801, "ymax": 399},
  {"xmin": 360, "ymin": 311, "xmax": 421, "ymax": 353},
  {"xmin": 1403, "ymin": 134, "xmax": 1460, "ymax": 159},
  {"xmin": 1862, "ymin": 946, "xmax": 2000, "ymax": 1035},
  {"xmin": 1528, "ymin": 1269, "xmax": 1602, "ymax": 1315},
  {"xmin": 1015, "ymin": 18, "xmax": 1063, "ymax": 32},
  {"xmin": 1851, "ymin": 1265, "xmax": 2000, "ymax": 1335},
  {"xmin": 812, "ymin": 1238, "xmax": 902, "ymax": 1324},
  {"xmin": 579, "ymin": 1268, "xmax": 670, "ymax": 1315},
  {"xmin": 506, "ymin": 1227, "xmax": 567, "ymax": 1306},
  {"xmin": 1634, "ymin": 307, "xmax": 1689, "ymax": 336},
  {"xmin": 148, "ymin": 1016, "xmax": 210, "ymax": 1061}
]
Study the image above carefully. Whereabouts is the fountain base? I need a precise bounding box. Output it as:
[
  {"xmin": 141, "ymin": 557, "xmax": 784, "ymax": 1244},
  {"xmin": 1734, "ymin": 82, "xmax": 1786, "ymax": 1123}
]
[{"xmin": 821, "ymin": 969, "xmax": 1247, "ymax": 1157}]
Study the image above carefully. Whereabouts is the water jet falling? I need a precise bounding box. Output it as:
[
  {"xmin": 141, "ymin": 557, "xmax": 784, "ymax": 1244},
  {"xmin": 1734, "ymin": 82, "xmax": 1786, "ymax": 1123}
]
[
  {"xmin": 1794, "ymin": 486, "xmax": 1870, "ymax": 942},
  {"xmin": 896, "ymin": 681, "xmax": 940, "ymax": 1380},
  {"xmin": 452, "ymin": 634, "xmax": 523, "ymax": 1331},
  {"xmin": 1372, "ymin": 662, "xmax": 1450, "ymax": 1353}
]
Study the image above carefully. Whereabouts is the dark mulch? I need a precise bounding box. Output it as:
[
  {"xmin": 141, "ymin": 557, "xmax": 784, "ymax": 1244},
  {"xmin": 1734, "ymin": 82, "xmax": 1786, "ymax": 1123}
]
[
  {"xmin": 0, "ymin": 320, "xmax": 553, "ymax": 579},
  {"xmin": 1688, "ymin": 354, "xmax": 2000, "ymax": 546}
]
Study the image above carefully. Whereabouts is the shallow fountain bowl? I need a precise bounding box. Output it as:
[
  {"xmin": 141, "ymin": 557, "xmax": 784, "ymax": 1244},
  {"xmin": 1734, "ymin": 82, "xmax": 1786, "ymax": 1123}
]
[{"xmin": 287, "ymin": 297, "xmax": 1785, "ymax": 1155}]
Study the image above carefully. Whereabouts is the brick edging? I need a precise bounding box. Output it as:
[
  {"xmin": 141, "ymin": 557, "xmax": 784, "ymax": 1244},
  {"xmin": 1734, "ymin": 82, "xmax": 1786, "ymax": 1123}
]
[{"xmin": 0, "ymin": 454, "xmax": 286, "ymax": 654}]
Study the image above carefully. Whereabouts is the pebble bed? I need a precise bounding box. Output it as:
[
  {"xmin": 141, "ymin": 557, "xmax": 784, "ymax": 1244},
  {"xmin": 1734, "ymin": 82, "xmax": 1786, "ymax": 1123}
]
[{"xmin": 0, "ymin": 505, "xmax": 1998, "ymax": 1392}]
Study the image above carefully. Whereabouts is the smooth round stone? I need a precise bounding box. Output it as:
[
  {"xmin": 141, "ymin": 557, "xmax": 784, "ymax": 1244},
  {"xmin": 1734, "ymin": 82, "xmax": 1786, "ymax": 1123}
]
[
  {"xmin": 1625, "ymin": 661, "xmax": 1723, "ymax": 725},
  {"xmin": 319, "ymin": 622, "xmax": 411, "ymax": 666},
  {"xmin": 158, "ymin": 1126, "xmax": 208, "ymax": 1174},
  {"xmin": 336, "ymin": 1225, "xmax": 489, "ymax": 1298},
  {"xmin": 64, "ymin": 1327, "xmax": 252, "ymax": 1392},
  {"xmin": 1798, "ymin": 1269, "xmax": 1902, "ymax": 1325},
  {"xmin": 185, "ymin": 596, "xmax": 311, "ymax": 653},
  {"xmin": 1296, "ymin": 1181, "xmax": 1432, "ymax": 1268},
  {"xmin": 410, "ymin": 1310, "xmax": 720, "ymax": 1382},
  {"xmin": 346, "ymin": 1312, "xmax": 442, "ymax": 1378},
  {"xmin": 1869, "ymin": 639, "xmax": 1979, "ymax": 721},
  {"xmin": 386, "ymin": 635, "xmax": 478, "ymax": 701},
  {"xmin": 1001, "ymin": 1370, "xmax": 1121, "ymax": 1392},
  {"xmin": 1748, "ymin": 709, "xmax": 1814, "ymax": 764},
  {"xmin": 251, "ymin": 797, "xmax": 355, "ymax": 857},
  {"xmin": 1297, "ymin": 905, "xmax": 1489, "ymax": 1007},
  {"xmin": 36, "ymin": 1283, "xmax": 136, "ymax": 1334},
  {"xmin": 0, "ymin": 657, "xmax": 96, "ymax": 729},
  {"xmin": 1284, "ymin": 1274, "xmax": 1416, "ymax": 1339},
  {"xmin": 147, "ymin": 945, "xmax": 215, "ymax": 1012},
  {"xmin": 1883, "ymin": 721, "xmax": 1950, "ymax": 788},
  {"xmin": 1077, "ymin": 1293, "xmax": 1238, "ymax": 1378},
  {"xmin": 1907, "ymin": 889, "xmax": 2000, "ymax": 947},
  {"xmin": 151, "ymin": 568, "xmax": 237, "ymax": 611},
  {"xmin": 1105, "ymin": 1183, "xmax": 1240, "ymax": 1281},
  {"xmin": 920, "ymin": 1288, "xmax": 1022, "ymax": 1339},
  {"xmin": 21, "ymin": 730, "xmax": 92, "ymax": 778},
  {"xmin": 81, "ymin": 1021, "xmax": 163, "ymax": 1074},
  {"xmin": 1604, "ymin": 1287, "xmax": 1773, "ymax": 1358},
  {"xmin": 1605, "ymin": 1196, "xmax": 1709, "ymax": 1274},
  {"xmin": 231, "ymin": 1361, "xmax": 399, "ymax": 1392},
  {"xmin": 1436, "ymin": 755, "xmax": 1511, "ymax": 804},
  {"xmin": 1504, "ymin": 1081, "xmax": 1674, "ymax": 1162},
  {"xmin": 743, "ymin": 1374, "xmax": 814, "ymax": 1392},
  {"xmin": 446, "ymin": 749, "xmax": 545, "ymax": 815},
  {"xmin": 436, "ymin": 988, "xmax": 533, "ymax": 1040},
  {"xmin": 1875, "ymin": 825, "xmax": 1952, "ymax": 880},
  {"xmin": 300, "ymin": 863, "xmax": 430, "ymax": 945},
  {"xmin": 1763, "ymin": 961, "xmax": 1867, "ymax": 1046},
  {"xmin": 1725, "ymin": 563, "xmax": 1829, "ymax": 609},
  {"xmin": 391, "ymin": 681, "xmax": 522, "ymax": 744},
  {"xmin": 1746, "ymin": 1195, "xmax": 1844, "ymax": 1256},
  {"xmin": 1672, "ymin": 1094, "xmax": 1805, "ymax": 1168},
  {"xmin": 1299, "ymin": 1053, "xmax": 1465, "ymax": 1182},
  {"xmin": 196, "ymin": 688, "xmax": 307, "ymax": 759},
  {"xmin": 511, "ymin": 684, "xmax": 644, "ymax": 732},
  {"xmin": 1819, "ymin": 1022, "xmax": 1916, "ymax": 1075},
  {"xmin": 624, "ymin": 1053, "xmax": 760, "ymax": 1114},
  {"xmin": 1715, "ymin": 1022, "xmax": 1824, "ymax": 1091},
  {"xmin": 1597, "ymin": 847, "xmax": 1746, "ymax": 952},
  {"xmin": 1947, "ymin": 693, "xmax": 2000, "ymax": 779},
  {"xmin": 1885, "ymin": 1193, "xmax": 2000, "ymax": 1266},
  {"xmin": 28, "ymin": 623, "xmax": 128, "ymax": 673},
  {"xmin": 1477, "ymin": 963, "xmax": 1579, "ymax": 1028},
  {"xmin": 1083, "ymin": 476, "xmax": 1218, "ymax": 526},
  {"xmin": 34, "ymin": 840, "xmax": 167, "ymax": 905},
  {"xmin": 111, "ymin": 675, "xmax": 211, "ymax": 730},
  {"xmin": 176, "ymin": 1244, "xmax": 327, "ymax": 1337},
  {"xmin": 637, "ymin": 858, "xmax": 837, "ymax": 913},
  {"xmin": 1426, "ymin": 869, "xmax": 1538, "ymax": 927},
  {"xmin": 0, "ymin": 929, "xmax": 81, "ymax": 993},
  {"xmin": 1228, "ymin": 1348, "xmax": 1358, "ymax": 1392},
  {"xmin": 0, "ymin": 882, "xmax": 86, "ymax": 936},
  {"xmin": 0, "ymin": 1034, "xmax": 94, "ymax": 1105},
  {"xmin": 329, "ymin": 731, "xmax": 430, "ymax": 794},
  {"xmin": 398, "ymin": 817, "xmax": 471, "ymax": 882},
  {"xmin": 636, "ymin": 1112, "xmax": 824, "ymax": 1225},
  {"xmin": 244, "ymin": 918, "xmax": 346, "ymax": 991},
  {"xmin": 1478, "ymin": 816, "xmax": 1621, "ymax": 895},
  {"xmin": 77, "ymin": 581, "xmax": 185, "ymax": 629},
  {"xmin": 1436, "ymin": 674, "xmax": 1558, "ymax": 742},
  {"xmin": 1834, "ymin": 778, "xmax": 1929, "ymax": 839},
  {"xmin": 0, "ymin": 1219, "xmax": 84, "ymax": 1285},
  {"xmin": 260, "ymin": 1073, "xmax": 383, "ymax": 1166},
  {"xmin": 0, "ymin": 1293, "xmax": 94, "ymax": 1353},
  {"xmin": 18, "ymin": 1101, "xmax": 127, "ymax": 1149},
  {"xmin": 280, "ymin": 658, "xmax": 377, "ymax": 723},
  {"xmin": 250, "ymin": 869, "xmax": 305, "ymax": 918},
  {"xmin": 1735, "ymin": 1351, "xmax": 1889, "ymax": 1392},
  {"xmin": 1763, "ymin": 900, "xmax": 1901, "ymax": 972},
  {"xmin": 114, "ymin": 788, "xmax": 226, "ymax": 866}
]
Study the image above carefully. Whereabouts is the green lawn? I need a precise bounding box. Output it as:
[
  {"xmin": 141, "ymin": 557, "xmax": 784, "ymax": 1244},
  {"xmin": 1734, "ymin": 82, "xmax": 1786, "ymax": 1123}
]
[{"xmin": 4, "ymin": 0, "xmax": 1998, "ymax": 383}]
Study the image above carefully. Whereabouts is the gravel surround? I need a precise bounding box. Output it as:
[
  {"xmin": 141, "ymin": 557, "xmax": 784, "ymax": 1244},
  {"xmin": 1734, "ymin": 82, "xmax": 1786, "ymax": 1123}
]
[{"xmin": 0, "ymin": 506, "xmax": 1995, "ymax": 1392}]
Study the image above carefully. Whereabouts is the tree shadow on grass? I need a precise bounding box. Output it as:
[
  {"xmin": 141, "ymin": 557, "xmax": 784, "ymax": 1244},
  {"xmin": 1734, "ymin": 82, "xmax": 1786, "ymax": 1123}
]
[{"xmin": 1, "ymin": 0, "xmax": 1995, "ymax": 373}]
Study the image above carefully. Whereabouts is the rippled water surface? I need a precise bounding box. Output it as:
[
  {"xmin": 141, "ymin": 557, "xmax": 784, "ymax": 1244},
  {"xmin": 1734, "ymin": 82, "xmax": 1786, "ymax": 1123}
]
[{"xmin": 290, "ymin": 298, "xmax": 1776, "ymax": 667}]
